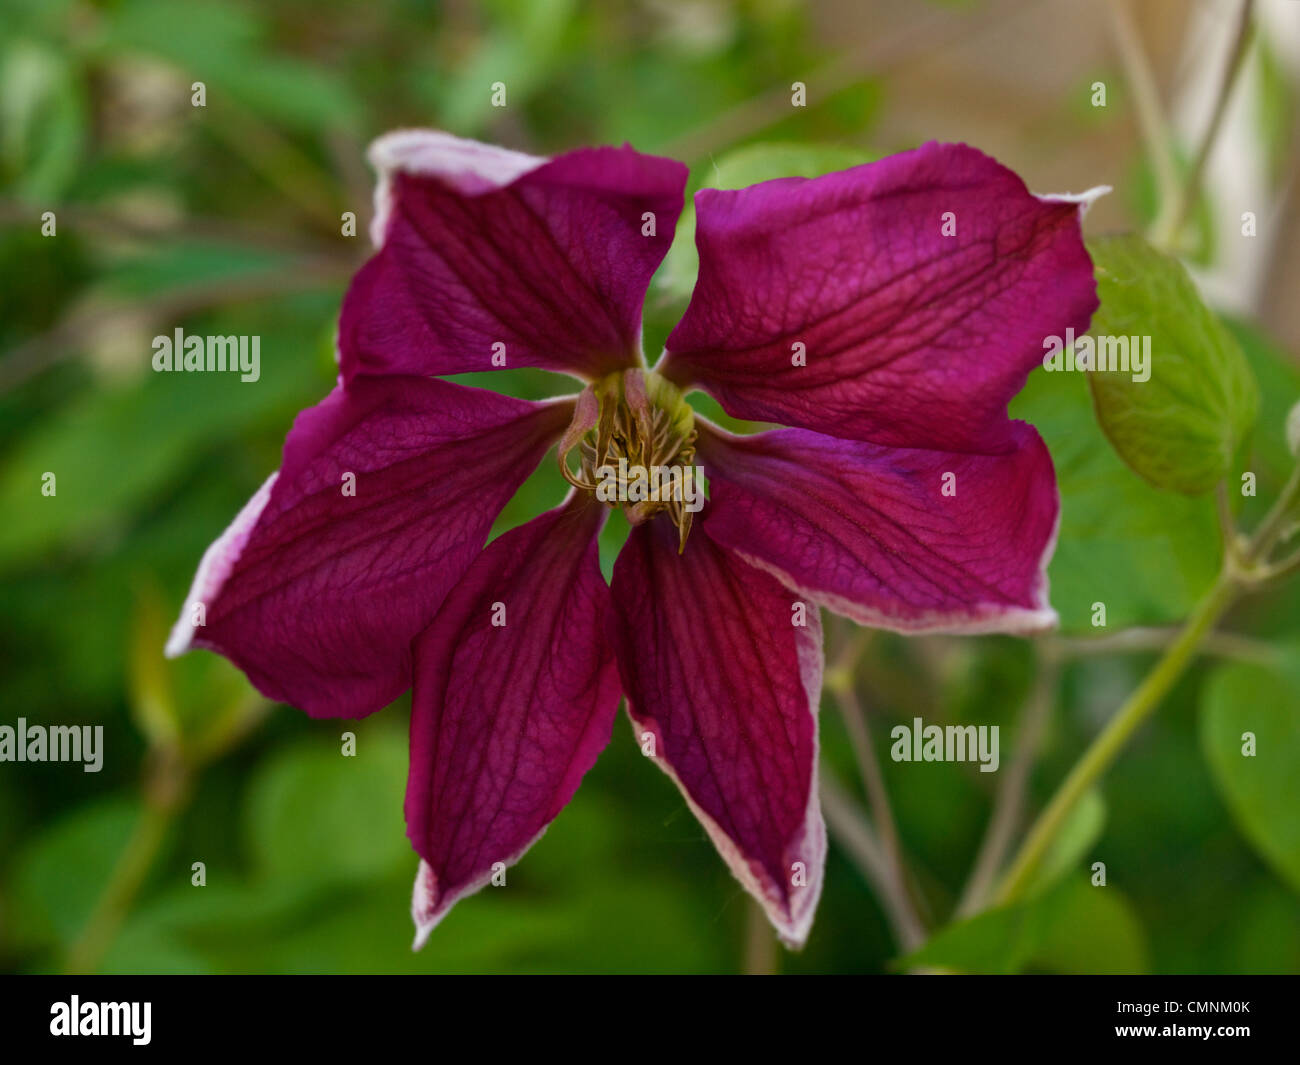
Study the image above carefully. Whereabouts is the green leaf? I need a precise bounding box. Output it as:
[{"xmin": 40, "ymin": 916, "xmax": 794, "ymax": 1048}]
[
  {"xmin": 656, "ymin": 142, "xmax": 877, "ymax": 305},
  {"xmin": 10, "ymin": 797, "xmax": 143, "ymax": 948},
  {"xmin": 433, "ymin": 0, "xmax": 577, "ymax": 134},
  {"xmin": 1031, "ymin": 880, "xmax": 1149, "ymax": 974},
  {"xmin": 216, "ymin": 58, "xmax": 361, "ymax": 134},
  {"xmin": 1084, "ymin": 234, "xmax": 1259, "ymax": 495},
  {"xmin": 98, "ymin": 0, "xmax": 359, "ymax": 133},
  {"xmin": 900, "ymin": 889, "xmax": 1059, "ymax": 974},
  {"xmin": 99, "ymin": 0, "xmax": 262, "ymax": 71},
  {"xmin": 1200, "ymin": 656, "xmax": 1300, "ymax": 894},
  {"xmin": 1010, "ymin": 368, "xmax": 1220, "ymax": 632},
  {"xmin": 0, "ymin": 38, "xmax": 87, "ymax": 201},
  {"xmin": 0, "ymin": 319, "xmax": 331, "ymax": 572},
  {"xmin": 244, "ymin": 728, "xmax": 410, "ymax": 886},
  {"xmin": 899, "ymin": 878, "xmax": 1147, "ymax": 974}
]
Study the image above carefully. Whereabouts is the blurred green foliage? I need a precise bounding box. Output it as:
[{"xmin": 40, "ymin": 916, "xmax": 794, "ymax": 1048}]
[{"xmin": 1, "ymin": 0, "xmax": 1298, "ymax": 975}]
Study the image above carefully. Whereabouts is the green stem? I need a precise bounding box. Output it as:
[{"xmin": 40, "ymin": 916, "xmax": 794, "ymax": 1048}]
[
  {"xmin": 1248, "ymin": 464, "xmax": 1300, "ymax": 560},
  {"xmin": 994, "ymin": 573, "xmax": 1240, "ymax": 905},
  {"xmin": 62, "ymin": 788, "xmax": 183, "ymax": 974},
  {"xmin": 991, "ymin": 456, "xmax": 1300, "ymax": 908}
]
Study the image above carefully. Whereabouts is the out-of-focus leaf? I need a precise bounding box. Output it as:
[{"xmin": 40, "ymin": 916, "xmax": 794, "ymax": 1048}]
[
  {"xmin": 99, "ymin": 0, "xmax": 262, "ymax": 70},
  {"xmin": 97, "ymin": 242, "xmax": 297, "ymax": 300},
  {"xmin": 0, "ymin": 319, "xmax": 331, "ymax": 572},
  {"xmin": 0, "ymin": 38, "xmax": 87, "ymax": 201},
  {"xmin": 900, "ymin": 877, "xmax": 1147, "ymax": 974},
  {"xmin": 99, "ymin": 0, "xmax": 359, "ymax": 133},
  {"xmin": 434, "ymin": 0, "xmax": 577, "ymax": 133},
  {"xmin": 1200, "ymin": 656, "xmax": 1300, "ymax": 895},
  {"xmin": 98, "ymin": 921, "xmax": 214, "ymax": 975},
  {"xmin": 1085, "ymin": 234, "xmax": 1258, "ymax": 495},
  {"xmin": 10, "ymin": 797, "xmax": 142, "ymax": 947},
  {"xmin": 899, "ymin": 882, "xmax": 1061, "ymax": 974},
  {"xmin": 1031, "ymin": 879, "xmax": 1149, "ymax": 974},
  {"xmin": 1010, "ymin": 369, "xmax": 1219, "ymax": 632},
  {"xmin": 244, "ymin": 728, "xmax": 410, "ymax": 886},
  {"xmin": 216, "ymin": 59, "xmax": 361, "ymax": 133},
  {"xmin": 1223, "ymin": 882, "xmax": 1300, "ymax": 973}
]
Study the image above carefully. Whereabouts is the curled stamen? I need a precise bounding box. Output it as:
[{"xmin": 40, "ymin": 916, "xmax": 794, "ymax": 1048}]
[{"xmin": 557, "ymin": 369, "xmax": 702, "ymax": 551}]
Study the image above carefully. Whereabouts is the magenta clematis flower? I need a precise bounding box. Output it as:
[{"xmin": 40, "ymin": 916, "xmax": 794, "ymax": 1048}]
[{"xmin": 166, "ymin": 131, "xmax": 1099, "ymax": 948}]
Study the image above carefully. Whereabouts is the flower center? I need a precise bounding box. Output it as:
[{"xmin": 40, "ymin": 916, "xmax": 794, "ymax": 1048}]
[{"xmin": 560, "ymin": 369, "xmax": 702, "ymax": 551}]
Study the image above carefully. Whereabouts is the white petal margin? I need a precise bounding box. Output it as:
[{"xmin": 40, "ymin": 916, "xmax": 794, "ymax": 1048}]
[
  {"xmin": 164, "ymin": 472, "xmax": 277, "ymax": 658},
  {"xmin": 696, "ymin": 416, "xmax": 1062, "ymax": 638},
  {"xmin": 627, "ymin": 604, "xmax": 828, "ymax": 950},
  {"xmin": 724, "ymin": 500, "xmax": 1061, "ymax": 639},
  {"xmin": 1036, "ymin": 184, "xmax": 1112, "ymax": 219},
  {"xmin": 367, "ymin": 129, "xmax": 546, "ymax": 247},
  {"xmin": 410, "ymin": 819, "xmax": 556, "ymax": 950}
]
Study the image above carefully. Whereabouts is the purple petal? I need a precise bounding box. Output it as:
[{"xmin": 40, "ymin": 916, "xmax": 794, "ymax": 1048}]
[
  {"xmin": 166, "ymin": 376, "xmax": 572, "ymax": 718},
  {"xmin": 610, "ymin": 517, "xmax": 825, "ymax": 948},
  {"xmin": 698, "ymin": 421, "xmax": 1059, "ymax": 633},
  {"xmin": 661, "ymin": 142, "xmax": 1098, "ymax": 450},
  {"xmin": 406, "ymin": 494, "xmax": 620, "ymax": 944},
  {"xmin": 340, "ymin": 130, "xmax": 688, "ymax": 384}
]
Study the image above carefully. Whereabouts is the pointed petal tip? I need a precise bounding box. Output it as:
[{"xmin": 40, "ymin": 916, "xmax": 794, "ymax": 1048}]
[
  {"xmin": 634, "ymin": 716, "xmax": 826, "ymax": 951},
  {"xmin": 161, "ymin": 626, "xmax": 189, "ymax": 660},
  {"xmin": 410, "ymin": 859, "xmax": 441, "ymax": 951},
  {"xmin": 1038, "ymin": 184, "xmax": 1112, "ymax": 218},
  {"xmin": 366, "ymin": 129, "xmax": 546, "ymax": 247},
  {"xmin": 613, "ymin": 530, "xmax": 828, "ymax": 950}
]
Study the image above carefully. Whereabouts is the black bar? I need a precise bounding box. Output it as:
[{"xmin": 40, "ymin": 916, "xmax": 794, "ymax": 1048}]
[{"xmin": 1, "ymin": 974, "xmax": 1295, "ymax": 1053}]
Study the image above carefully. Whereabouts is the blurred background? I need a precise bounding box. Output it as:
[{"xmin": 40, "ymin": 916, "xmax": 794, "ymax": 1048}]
[{"xmin": 2, "ymin": 0, "xmax": 1299, "ymax": 974}]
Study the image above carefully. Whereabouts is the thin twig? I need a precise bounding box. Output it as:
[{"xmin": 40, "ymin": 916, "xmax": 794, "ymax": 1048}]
[
  {"xmin": 831, "ymin": 683, "xmax": 912, "ymax": 910},
  {"xmin": 1052, "ymin": 625, "xmax": 1280, "ymax": 666},
  {"xmin": 826, "ymin": 623, "xmax": 923, "ymax": 935},
  {"xmin": 1151, "ymin": 0, "xmax": 1257, "ymax": 249},
  {"xmin": 1106, "ymin": 0, "xmax": 1179, "ymax": 209},
  {"xmin": 956, "ymin": 647, "xmax": 1060, "ymax": 917},
  {"xmin": 1256, "ymin": 545, "xmax": 1300, "ymax": 584},
  {"xmin": 1216, "ymin": 480, "xmax": 1241, "ymax": 564},
  {"xmin": 820, "ymin": 771, "xmax": 926, "ymax": 951}
]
